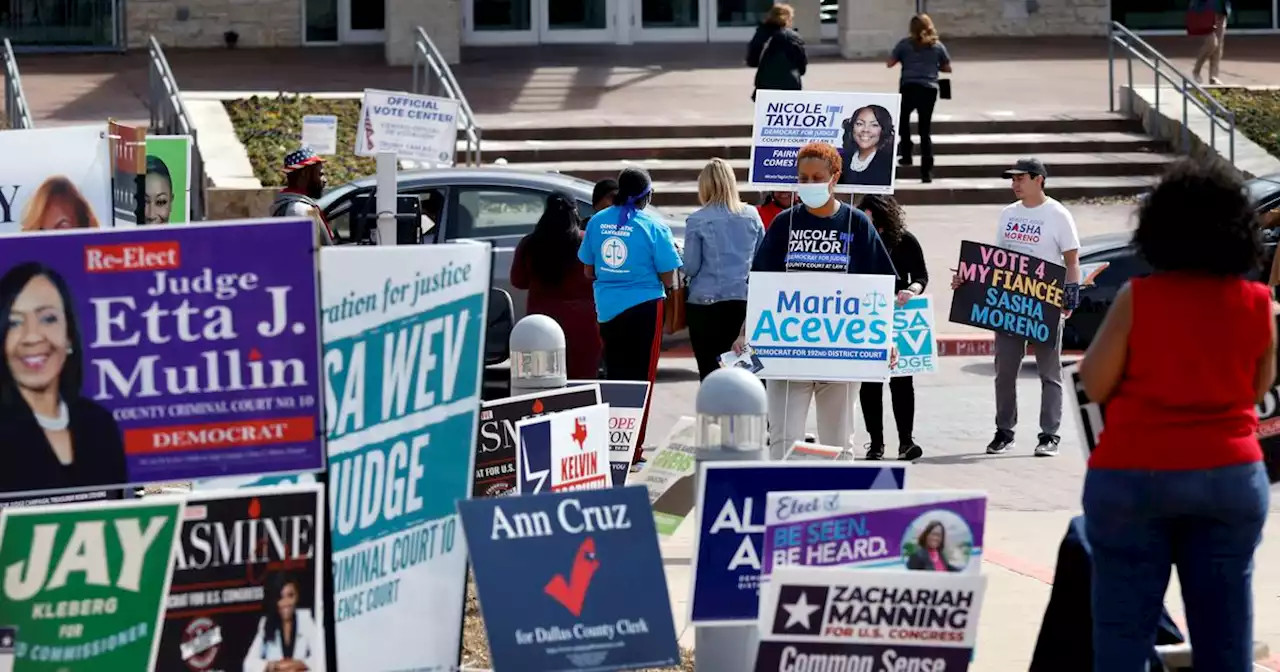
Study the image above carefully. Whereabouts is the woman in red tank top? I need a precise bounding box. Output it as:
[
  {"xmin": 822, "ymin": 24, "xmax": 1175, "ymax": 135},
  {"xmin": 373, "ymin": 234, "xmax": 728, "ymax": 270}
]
[{"xmin": 1077, "ymin": 159, "xmax": 1275, "ymax": 671}]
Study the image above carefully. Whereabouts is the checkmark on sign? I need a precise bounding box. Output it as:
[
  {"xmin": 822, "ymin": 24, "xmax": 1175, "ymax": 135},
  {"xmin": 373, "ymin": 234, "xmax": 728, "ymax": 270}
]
[{"xmin": 544, "ymin": 537, "xmax": 599, "ymax": 617}]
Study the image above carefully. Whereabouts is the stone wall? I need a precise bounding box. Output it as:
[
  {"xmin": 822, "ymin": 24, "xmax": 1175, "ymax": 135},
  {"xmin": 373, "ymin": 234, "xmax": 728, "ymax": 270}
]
[
  {"xmin": 127, "ymin": 0, "xmax": 303, "ymax": 49},
  {"xmin": 923, "ymin": 0, "xmax": 1109, "ymax": 37},
  {"xmin": 387, "ymin": 0, "xmax": 460, "ymax": 65}
]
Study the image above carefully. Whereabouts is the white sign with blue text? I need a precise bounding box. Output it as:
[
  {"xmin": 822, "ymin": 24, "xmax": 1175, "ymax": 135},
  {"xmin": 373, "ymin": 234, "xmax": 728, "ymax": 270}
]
[
  {"xmin": 892, "ymin": 295, "xmax": 938, "ymax": 377},
  {"xmin": 355, "ymin": 88, "xmax": 460, "ymax": 165},
  {"xmin": 745, "ymin": 271, "xmax": 896, "ymax": 382},
  {"xmin": 689, "ymin": 462, "xmax": 908, "ymax": 625}
]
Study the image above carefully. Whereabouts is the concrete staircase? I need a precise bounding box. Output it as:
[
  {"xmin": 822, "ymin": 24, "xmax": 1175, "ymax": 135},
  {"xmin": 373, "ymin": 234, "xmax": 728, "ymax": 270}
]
[{"xmin": 479, "ymin": 113, "xmax": 1174, "ymax": 206}]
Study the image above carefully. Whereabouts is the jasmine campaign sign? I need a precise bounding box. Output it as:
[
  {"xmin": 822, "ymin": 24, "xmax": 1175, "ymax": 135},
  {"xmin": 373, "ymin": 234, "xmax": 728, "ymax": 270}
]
[
  {"xmin": 318, "ymin": 244, "xmax": 490, "ymax": 671},
  {"xmin": 516, "ymin": 404, "xmax": 612, "ymax": 495},
  {"xmin": 569, "ymin": 380, "xmax": 650, "ymax": 486},
  {"xmin": 355, "ymin": 89, "xmax": 460, "ymax": 166},
  {"xmin": 689, "ymin": 462, "xmax": 908, "ymax": 625},
  {"xmin": 892, "ymin": 296, "xmax": 938, "ymax": 377},
  {"xmin": 755, "ymin": 566, "xmax": 987, "ymax": 672},
  {"xmin": 0, "ymin": 497, "xmax": 185, "ymax": 671},
  {"xmin": 749, "ymin": 90, "xmax": 902, "ymax": 195},
  {"xmin": 745, "ymin": 271, "xmax": 897, "ymax": 382},
  {"xmin": 761, "ymin": 490, "xmax": 987, "ymax": 578},
  {"xmin": 474, "ymin": 385, "xmax": 602, "ymax": 498},
  {"xmin": 0, "ymin": 218, "xmax": 324, "ymax": 499},
  {"xmin": 457, "ymin": 485, "xmax": 680, "ymax": 672},
  {"xmin": 949, "ymin": 240, "xmax": 1066, "ymax": 345}
]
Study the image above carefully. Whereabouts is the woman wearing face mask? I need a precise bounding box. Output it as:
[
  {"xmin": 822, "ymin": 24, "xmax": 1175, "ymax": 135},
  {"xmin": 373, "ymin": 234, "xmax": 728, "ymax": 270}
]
[
  {"xmin": 734, "ymin": 142, "xmax": 898, "ymax": 459},
  {"xmin": 840, "ymin": 105, "xmax": 896, "ymax": 189}
]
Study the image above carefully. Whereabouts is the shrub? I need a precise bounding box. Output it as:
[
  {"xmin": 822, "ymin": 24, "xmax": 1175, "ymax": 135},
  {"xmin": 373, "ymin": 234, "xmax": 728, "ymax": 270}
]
[
  {"xmin": 1213, "ymin": 89, "xmax": 1280, "ymax": 160},
  {"xmin": 223, "ymin": 95, "xmax": 373, "ymax": 187}
]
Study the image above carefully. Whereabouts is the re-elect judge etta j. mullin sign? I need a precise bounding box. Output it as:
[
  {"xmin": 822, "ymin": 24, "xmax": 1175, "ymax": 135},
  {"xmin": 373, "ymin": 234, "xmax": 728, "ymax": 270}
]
[{"xmin": 0, "ymin": 218, "xmax": 324, "ymax": 498}]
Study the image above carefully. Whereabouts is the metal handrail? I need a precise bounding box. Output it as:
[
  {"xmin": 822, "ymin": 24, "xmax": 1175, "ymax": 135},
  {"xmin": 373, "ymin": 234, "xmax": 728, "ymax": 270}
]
[
  {"xmin": 411, "ymin": 26, "xmax": 482, "ymax": 166},
  {"xmin": 1107, "ymin": 20, "xmax": 1235, "ymax": 164},
  {"xmin": 147, "ymin": 36, "xmax": 206, "ymax": 220},
  {"xmin": 2, "ymin": 39, "xmax": 34, "ymax": 129}
]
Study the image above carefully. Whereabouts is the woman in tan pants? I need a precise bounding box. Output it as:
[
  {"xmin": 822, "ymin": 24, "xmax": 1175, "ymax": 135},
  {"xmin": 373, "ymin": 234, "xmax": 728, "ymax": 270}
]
[{"xmin": 1192, "ymin": 0, "xmax": 1230, "ymax": 85}]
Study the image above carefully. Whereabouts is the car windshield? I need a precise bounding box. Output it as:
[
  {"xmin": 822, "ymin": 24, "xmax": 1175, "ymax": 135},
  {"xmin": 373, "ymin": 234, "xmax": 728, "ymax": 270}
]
[{"xmin": 1246, "ymin": 175, "xmax": 1280, "ymax": 208}]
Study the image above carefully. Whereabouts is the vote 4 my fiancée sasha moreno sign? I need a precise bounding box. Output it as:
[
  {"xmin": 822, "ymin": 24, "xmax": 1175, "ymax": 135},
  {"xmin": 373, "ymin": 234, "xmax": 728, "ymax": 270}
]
[
  {"xmin": 745, "ymin": 271, "xmax": 896, "ymax": 383},
  {"xmin": 457, "ymin": 486, "xmax": 680, "ymax": 672},
  {"xmin": 949, "ymin": 240, "xmax": 1066, "ymax": 345},
  {"xmin": 690, "ymin": 462, "xmax": 907, "ymax": 625},
  {"xmin": 0, "ymin": 219, "xmax": 323, "ymax": 498},
  {"xmin": 755, "ymin": 567, "xmax": 987, "ymax": 672},
  {"xmin": 319, "ymin": 245, "xmax": 490, "ymax": 671},
  {"xmin": 0, "ymin": 497, "xmax": 185, "ymax": 671},
  {"xmin": 474, "ymin": 385, "xmax": 602, "ymax": 498},
  {"xmin": 761, "ymin": 490, "xmax": 987, "ymax": 578}
]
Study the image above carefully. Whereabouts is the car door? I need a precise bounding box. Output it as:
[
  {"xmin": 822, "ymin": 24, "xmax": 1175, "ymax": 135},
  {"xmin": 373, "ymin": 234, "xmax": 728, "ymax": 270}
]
[{"xmin": 1062, "ymin": 251, "xmax": 1152, "ymax": 351}]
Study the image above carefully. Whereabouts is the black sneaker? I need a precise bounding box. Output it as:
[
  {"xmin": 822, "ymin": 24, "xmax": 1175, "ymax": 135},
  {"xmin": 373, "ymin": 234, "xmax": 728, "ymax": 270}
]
[
  {"xmin": 986, "ymin": 431, "xmax": 1014, "ymax": 455},
  {"xmin": 898, "ymin": 156, "xmax": 913, "ymax": 167},
  {"xmin": 803, "ymin": 433, "xmax": 817, "ymax": 443},
  {"xmin": 865, "ymin": 442, "xmax": 884, "ymax": 461},
  {"xmin": 1034, "ymin": 434, "xmax": 1061, "ymax": 457},
  {"xmin": 920, "ymin": 171, "xmax": 933, "ymax": 184},
  {"xmin": 898, "ymin": 443, "xmax": 923, "ymax": 461}
]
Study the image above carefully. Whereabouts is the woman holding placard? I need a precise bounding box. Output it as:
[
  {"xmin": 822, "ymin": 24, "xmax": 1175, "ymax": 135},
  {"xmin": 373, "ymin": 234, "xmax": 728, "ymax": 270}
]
[{"xmin": 733, "ymin": 142, "xmax": 898, "ymax": 459}]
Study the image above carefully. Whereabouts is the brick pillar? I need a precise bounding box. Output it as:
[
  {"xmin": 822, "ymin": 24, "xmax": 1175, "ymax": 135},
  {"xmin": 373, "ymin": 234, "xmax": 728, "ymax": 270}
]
[
  {"xmin": 386, "ymin": 0, "xmax": 461, "ymax": 66},
  {"xmin": 789, "ymin": 0, "xmax": 823, "ymax": 42},
  {"xmin": 838, "ymin": 0, "xmax": 913, "ymax": 59}
]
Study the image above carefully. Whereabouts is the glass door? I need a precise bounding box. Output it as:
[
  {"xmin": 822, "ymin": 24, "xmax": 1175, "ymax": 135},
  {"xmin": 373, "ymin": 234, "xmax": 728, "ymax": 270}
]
[
  {"xmin": 339, "ymin": 0, "xmax": 385, "ymax": 43},
  {"xmin": 709, "ymin": 0, "xmax": 772, "ymax": 40},
  {"xmin": 465, "ymin": 0, "xmax": 537, "ymax": 44},
  {"xmin": 541, "ymin": 0, "xmax": 617, "ymax": 42},
  {"xmin": 631, "ymin": 0, "xmax": 707, "ymax": 41}
]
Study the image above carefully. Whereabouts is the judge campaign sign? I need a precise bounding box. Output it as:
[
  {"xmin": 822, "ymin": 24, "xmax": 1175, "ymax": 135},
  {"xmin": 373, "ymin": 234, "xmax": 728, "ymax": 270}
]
[
  {"xmin": 749, "ymin": 90, "xmax": 902, "ymax": 195},
  {"xmin": 690, "ymin": 462, "xmax": 907, "ymax": 625},
  {"xmin": 517, "ymin": 404, "xmax": 612, "ymax": 495},
  {"xmin": 745, "ymin": 271, "xmax": 896, "ymax": 382},
  {"xmin": 319, "ymin": 244, "xmax": 490, "ymax": 672},
  {"xmin": 569, "ymin": 380, "xmax": 650, "ymax": 486},
  {"xmin": 893, "ymin": 296, "xmax": 938, "ymax": 377},
  {"xmin": 457, "ymin": 486, "xmax": 680, "ymax": 672}
]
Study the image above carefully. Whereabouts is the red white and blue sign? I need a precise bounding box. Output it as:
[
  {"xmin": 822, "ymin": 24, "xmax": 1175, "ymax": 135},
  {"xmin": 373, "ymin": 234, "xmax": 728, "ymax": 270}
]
[
  {"xmin": 457, "ymin": 485, "xmax": 680, "ymax": 672},
  {"xmin": 690, "ymin": 462, "xmax": 908, "ymax": 625}
]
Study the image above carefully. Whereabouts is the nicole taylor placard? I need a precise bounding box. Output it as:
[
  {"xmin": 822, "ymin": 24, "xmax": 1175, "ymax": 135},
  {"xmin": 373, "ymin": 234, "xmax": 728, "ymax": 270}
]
[
  {"xmin": 319, "ymin": 244, "xmax": 490, "ymax": 672},
  {"xmin": 0, "ymin": 219, "xmax": 324, "ymax": 498},
  {"xmin": 949, "ymin": 240, "xmax": 1065, "ymax": 345}
]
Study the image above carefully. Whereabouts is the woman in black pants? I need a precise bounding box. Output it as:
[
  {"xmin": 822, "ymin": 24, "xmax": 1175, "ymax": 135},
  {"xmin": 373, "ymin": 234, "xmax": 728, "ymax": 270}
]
[
  {"xmin": 888, "ymin": 14, "xmax": 952, "ymax": 183},
  {"xmin": 857, "ymin": 195, "xmax": 928, "ymax": 461}
]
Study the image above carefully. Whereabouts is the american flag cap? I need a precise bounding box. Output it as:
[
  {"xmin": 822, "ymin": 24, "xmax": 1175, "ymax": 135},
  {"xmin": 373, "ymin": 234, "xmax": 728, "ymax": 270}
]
[{"xmin": 283, "ymin": 147, "xmax": 324, "ymax": 173}]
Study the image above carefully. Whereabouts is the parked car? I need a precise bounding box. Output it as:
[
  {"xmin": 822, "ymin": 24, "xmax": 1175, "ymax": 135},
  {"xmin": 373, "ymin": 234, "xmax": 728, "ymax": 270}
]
[{"xmin": 1063, "ymin": 173, "xmax": 1280, "ymax": 351}]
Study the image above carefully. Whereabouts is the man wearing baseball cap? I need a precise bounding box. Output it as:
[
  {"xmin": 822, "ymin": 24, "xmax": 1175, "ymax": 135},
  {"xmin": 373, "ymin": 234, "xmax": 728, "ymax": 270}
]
[
  {"xmin": 952, "ymin": 158, "xmax": 1082, "ymax": 457},
  {"xmin": 270, "ymin": 147, "xmax": 335, "ymax": 247}
]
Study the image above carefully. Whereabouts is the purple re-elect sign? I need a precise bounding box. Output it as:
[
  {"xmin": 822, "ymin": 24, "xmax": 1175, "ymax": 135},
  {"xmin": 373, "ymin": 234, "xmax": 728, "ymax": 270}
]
[{"xmin": 0, "ymin": 218, "xmax": 324, "ymax": 497}]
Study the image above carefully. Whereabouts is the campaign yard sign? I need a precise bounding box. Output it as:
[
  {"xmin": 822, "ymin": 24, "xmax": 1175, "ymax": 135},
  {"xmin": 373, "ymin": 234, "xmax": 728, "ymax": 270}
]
[
  {"xmin": 893, "ymin": 296, "xmax": 938, "ymax": 377},
  {"xmin": 745, "ymin": 272, "xmax": 897, "ymax": 382},
  {"xmin": 457, "ymin": 486, "xmax": 680, "ymax": 672},
  {"xmin": 0, "ymin": 218, "xmax": 324, "ymax": 498},
  {"xmin": 569, "ymin": 380, "xmax": 650, "ymax": 486},
  {"xmin": 690, "ymin": 462, "xmax": 907, "ymax": 625},
  {"xmin": 0, "ymin": 125, "xmax": 111, "ymax": 233},
  {"xmin": 762, "ymin": 490, "xmax": 987, "ymax": 577},
  {"xmin": 319, "ymin": 245, "xmax": 490, "ymax": 671},
  {"xmin": 474, "ymin": 386, "xmax": 602, "ymax": 498},
  {"xmin": 782, "ymin": 442, "xmax": 846, "ymax": 461},
  {"xmin": 157, "ymin": 484, "xmax": 326, "ymax": 672},
  {"xmin": 517, "ymin": 404, "xmax": 612, "ymax": 495},
  {"xmin": 632, "ymin": 416, "xmax": 699, "ymax": 537},
  {"xmin": 949, "ymin": 240, "xmax": 1066, "ymax": 345},
  {"xmin": 0, "ymin": 497, "xmax": 185, "ymax": 671},
  {"xmin": 755, "ymin": 567, "xmax": 987, "ymax": 672}
]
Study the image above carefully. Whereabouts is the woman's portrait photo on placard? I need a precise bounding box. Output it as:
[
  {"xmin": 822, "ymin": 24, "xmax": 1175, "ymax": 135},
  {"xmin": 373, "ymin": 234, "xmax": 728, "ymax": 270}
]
[
  {"xmin": 0, "ymin": 262, "xmax": 127, "ymax": 495},
  {"xmin": 839, "ymin": 105, "xmax": 896, "ymax": 189},
  {"xmin": 243, "ymin": 571, "xmax": 320, "ymax": 672},
  {"xmin": 902, "ymin": 510, "xmax": 974, "ymax": 572},
  {"xmin": 145, "ymin": 155, "xmax": 175, "ymax": 225},
  {"xmin": 20, "ymin": 176, "xmax": 103, "ymax": 231}
]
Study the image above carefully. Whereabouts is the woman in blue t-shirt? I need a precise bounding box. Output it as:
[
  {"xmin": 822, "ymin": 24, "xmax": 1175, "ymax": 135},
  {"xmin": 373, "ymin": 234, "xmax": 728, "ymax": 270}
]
[
  {"xmin": 579, "ymin": 167, "xmax": 683, "ymax": 463},
  {"xmin": 733, "ymin": 142, "xmax": 898, "ymax": 459}
]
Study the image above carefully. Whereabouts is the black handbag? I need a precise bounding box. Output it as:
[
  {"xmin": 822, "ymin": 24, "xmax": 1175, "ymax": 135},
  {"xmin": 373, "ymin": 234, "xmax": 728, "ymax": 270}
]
[{"xmin": 938, "ymin": 78, "xmax": 952, "ymax": 100}]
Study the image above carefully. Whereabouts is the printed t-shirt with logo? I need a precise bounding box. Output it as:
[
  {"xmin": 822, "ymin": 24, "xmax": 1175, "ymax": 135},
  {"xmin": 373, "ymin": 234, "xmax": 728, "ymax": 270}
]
[
  {"xmin": 994, "ymin": 196, "xmax": 1081, "ymax": 265},
  {"xmin": 578, "ymin": 206, "xmax": 683, "ymax": 322},
  {"xmin": 752, "ymin": 202, "xmax": 898, "ymax": 277}
]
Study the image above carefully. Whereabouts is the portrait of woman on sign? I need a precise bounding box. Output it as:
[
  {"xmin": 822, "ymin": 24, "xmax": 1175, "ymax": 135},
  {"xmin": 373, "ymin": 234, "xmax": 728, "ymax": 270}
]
[
  {"xmin": 20, "ymin": 176, "xmax": 102, "ymax": 231},
  {"xmin": 145, "ymin": 155, "xmax": 175, "ymax": 224},
  {"xmin": 839, "ymin": 105, "xmax": 896, "ymax": 189},
  {"xmin": 243, "ymin": 572, "xmax": 320, "ymax": 672},
  {"xmin": 905, "ymin": 520, "xmax": 964, "ymax": 572}
]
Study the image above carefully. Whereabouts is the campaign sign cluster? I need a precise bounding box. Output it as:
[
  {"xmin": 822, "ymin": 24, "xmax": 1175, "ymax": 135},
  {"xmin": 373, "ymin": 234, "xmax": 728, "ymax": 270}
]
[
  {"xmin": 0, "ymin": 219, "xmax": 324, "ymax": 498},
  {"xmin": 690, "ymin": 463, "xmax": 907, "ymax": 624},
  {"xmin": 517, "ymin": 405, "xmax": 612, "ymax": 495},
  {"xmin": 745, "ymin": 272, "xmax": 897, "ymax": 382},
  {"xmin": 756, "ymin": 568, "xmax": 987, "ymax": 672},
  {"xmin": 949, "ymin": 241, "xmax": 1066, "ymax": 345},
  {"xmin": 458, "ymin": 486, "xmax": 680, "ymax": 672},
  {"xmin": 474, "ymin": 386, "xmax": 602, "ymax": 498},
  {"xmin": 892, "ymin": 296, "xmax": 938, "ymax": 377},
  {"xmin": 569, "ymin": 381, "xmax": 650, "ymax": 486}
]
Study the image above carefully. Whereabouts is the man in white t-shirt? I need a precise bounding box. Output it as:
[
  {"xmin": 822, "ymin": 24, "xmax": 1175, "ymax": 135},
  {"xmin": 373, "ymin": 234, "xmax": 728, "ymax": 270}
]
[{"xmin": 953, "ymin": 158, "xmax": 1082, "ymax": 457}]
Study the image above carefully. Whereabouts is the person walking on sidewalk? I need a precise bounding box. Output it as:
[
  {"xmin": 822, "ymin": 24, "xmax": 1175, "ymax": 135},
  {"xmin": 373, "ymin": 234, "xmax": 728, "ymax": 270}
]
[
  {"xmin": 1191, "ymin": 0, "xmax": 1230, "ymax": 85},
  {"xmin": 858, "ymin": 195, "xmax": 928, "ymax": 461},
  {"xmin": 683, "ymin": 159, "xmax": 766, "ymax": 381},
  {"xmin": 889, "ymin": 14, "xmax": 952, "ymax": 183},
  {"xmin": 270, "ymin": 147, "xmax": 335, "ymax": 247},
  {"xmin": 579, "ymin": 167, "xmax": 682, "ymax": 464},
  {"xmin": 952, "ymin": 158, "xmax": 1081, "ymax": 457},
  {"xmin": 734, "ymin": 142, "xmax": 898, "ymax": 459},
  {"xmin": 1078, "ymin": 159, "xmax": 1272, "ymax": 671},
  {"xmin": 746, "ymin": 3, "xmax": 807, "ymax": 102}
]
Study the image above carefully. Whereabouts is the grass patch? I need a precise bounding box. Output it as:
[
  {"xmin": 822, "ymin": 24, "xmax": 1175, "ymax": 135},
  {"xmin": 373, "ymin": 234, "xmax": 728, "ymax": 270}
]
[
  {"xmin": 223, "ymin": 95, "xmax": 369, "ymax": 187},
  {"xmin": 1212, "ymin": 89, "xmax": 1280, "ymax": 160}
]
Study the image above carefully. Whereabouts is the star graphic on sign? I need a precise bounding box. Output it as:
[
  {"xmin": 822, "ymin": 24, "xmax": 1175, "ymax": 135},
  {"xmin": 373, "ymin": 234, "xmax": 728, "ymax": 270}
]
[{"xmin": 782, "ymin": 591, "xmax": 821, "ymax": 630}]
